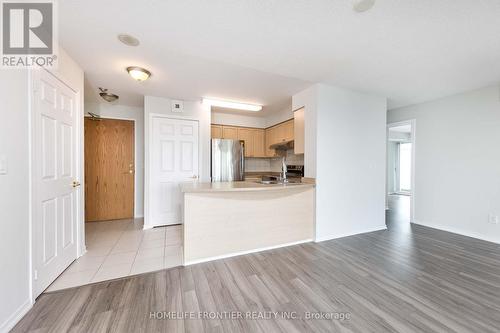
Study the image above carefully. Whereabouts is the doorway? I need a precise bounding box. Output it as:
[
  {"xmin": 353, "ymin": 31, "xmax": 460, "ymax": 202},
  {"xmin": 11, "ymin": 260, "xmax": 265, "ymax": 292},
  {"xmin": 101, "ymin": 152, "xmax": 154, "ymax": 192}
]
[
  {"xmin": 84, "ymin": 118, "xmax": 135, "ymax": 221},
  {"xmin": 387, "ymin": 120, "xmax": 415, "ymax": 226}
]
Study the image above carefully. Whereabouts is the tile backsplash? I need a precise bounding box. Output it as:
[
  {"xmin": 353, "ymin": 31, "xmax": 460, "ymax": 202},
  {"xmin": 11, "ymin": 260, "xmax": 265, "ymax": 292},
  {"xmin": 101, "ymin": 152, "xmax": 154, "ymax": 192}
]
[
  {"xmin": 246, "ymin": 149, "xmax": 304, "ymax": 173},
  {"xmin": 245, "ymin": 158, "xmax": 272, "ymax": 172}
]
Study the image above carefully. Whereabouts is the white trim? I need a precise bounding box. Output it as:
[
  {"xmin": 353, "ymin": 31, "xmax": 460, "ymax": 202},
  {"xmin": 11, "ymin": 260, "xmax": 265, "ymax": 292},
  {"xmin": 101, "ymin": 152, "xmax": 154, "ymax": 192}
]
[
  {"xmin": 184, "ymin": 239, "xmax": 313, "ymax": 266},
  {"xmin": 387, "ymin": 119, "xmax": 416, "ymax": 223},
  {"xmin": 0, "ymin": 298, "xmax": 32, "ymax": 333},
  {"xmin": 413, "ymin": 220, "xmax": 500, "ymax": 244},
  {"xmin": 143, "ymin": 222, "xmax": 168, "ymax": 229},
  {"xmin": 314, "ymin": 225, "xmax": 387, "ymax": 243}
]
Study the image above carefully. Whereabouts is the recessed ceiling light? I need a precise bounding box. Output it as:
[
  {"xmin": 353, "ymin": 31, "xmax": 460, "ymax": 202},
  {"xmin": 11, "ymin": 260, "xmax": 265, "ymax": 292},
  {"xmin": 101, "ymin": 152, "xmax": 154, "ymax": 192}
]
[
  {"xmin": 126, "ymin": 66, "xmax": 151, "ymax": 81},
  {"xmin": 352, "ymin": 0, "xmax": 375, "ymax": 13},
  {"xmin": 203, "ymin": 98, "xmax": 263, "ymax": 112},
  {"xmin": 118, "ymin": 34, "xmax": 140, "ymax": 46}
]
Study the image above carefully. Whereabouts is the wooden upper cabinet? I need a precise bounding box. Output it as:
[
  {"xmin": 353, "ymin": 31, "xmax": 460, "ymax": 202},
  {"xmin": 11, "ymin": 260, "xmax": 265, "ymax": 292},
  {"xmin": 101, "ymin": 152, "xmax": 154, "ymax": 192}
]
[
  {"xmin": 211, "ymin": 125, "xmax": 223, "ymax": 139},
  {"xmin": 265, "ymin": 129, "xmax": 275, "ymax": 157},
  {"xmin": 283, "ymin": 120, "xmax": 294, "ymax": 142},
  {"xmin": 222, "ymin": 126, "xmax": 239, "ymax": 140},
  {"xmin": 253, "ymin": 129, "xmax": 265, "ymax": 157},
  {"xmin": 238, "ymin": 128, "xmax": 254, "ymax": 157},
  {"xmin": 210, "ymin": 121, "xmax": 294, "ymax": 158},
  {"xmin": 294, "ymin": 108, "xmax": 305, "ymax": 154}
]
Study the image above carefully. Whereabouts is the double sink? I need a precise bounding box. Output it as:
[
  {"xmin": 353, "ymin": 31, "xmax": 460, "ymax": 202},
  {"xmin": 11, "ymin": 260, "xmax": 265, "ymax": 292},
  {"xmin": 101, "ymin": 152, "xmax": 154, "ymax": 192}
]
[{"xmin": 253, "ymin": 175, "xmax": 302, "ymax": 185}]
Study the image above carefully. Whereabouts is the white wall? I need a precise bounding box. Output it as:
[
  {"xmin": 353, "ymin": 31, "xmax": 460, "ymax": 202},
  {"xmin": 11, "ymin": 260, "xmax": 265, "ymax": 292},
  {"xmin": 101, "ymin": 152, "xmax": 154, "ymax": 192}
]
[
  {"xmin": 211, "ymin": 103, "xmax": 294, "ymax": 129},
  {"xmin": 293, "ymin": 84, "xmax": 387, "ymax": 241},
  {"xmin": 0, "ymin": 71, "xmax": 31, "ymax": 333},
  {"xmin": 264, "ymin": 105, "xmax": 294, "ymax": 127},
  {"xmin": 388, "ymin": 85, "xmax": 500, "ymax": 243},
  {"xmin": 0, "ymin": 48, "xmax": 84, "ymax": 332},
  {"xmin": 85, "ymin": 103, "xmax": 145, "ymax": 217},
  {"xmin": 144, "ymin": 96, "xmax": 211, "ymax": 228},
  {"xmin": 292, "ymin": 85, "xmax": 319, "ymax": 178},
  {"xmin": 211, "ymin": 112, "xmax": 267, "ymax": 128},
  {"xmin": 387, "ymin": 141, "xmax": 398, "ymax": 194}
]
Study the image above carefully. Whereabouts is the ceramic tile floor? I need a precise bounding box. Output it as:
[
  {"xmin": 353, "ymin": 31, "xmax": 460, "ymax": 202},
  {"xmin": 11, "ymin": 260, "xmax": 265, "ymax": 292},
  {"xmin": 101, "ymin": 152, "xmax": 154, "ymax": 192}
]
[{"xmin": 45, "ymin": 218, "xmax": 183, "ymax": 292}]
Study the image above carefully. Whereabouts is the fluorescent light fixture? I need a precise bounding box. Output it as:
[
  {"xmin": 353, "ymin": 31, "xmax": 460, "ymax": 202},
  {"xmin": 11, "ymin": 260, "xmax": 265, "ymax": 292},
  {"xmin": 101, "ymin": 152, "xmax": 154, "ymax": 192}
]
[
  {"xmin": 202, "ymin": 98, "xmax": 262, "ymax": 112},
  {"xmin": 126, "ymin": 66, "xmax": 151, "ymax": 81}
]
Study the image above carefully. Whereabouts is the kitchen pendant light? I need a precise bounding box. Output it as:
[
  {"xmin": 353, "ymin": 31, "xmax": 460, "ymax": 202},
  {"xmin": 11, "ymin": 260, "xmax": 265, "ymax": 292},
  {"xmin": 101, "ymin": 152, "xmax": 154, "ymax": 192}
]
[{"xmin": 126, "ymin": 66, "xmax": 151, "ymax": 81}]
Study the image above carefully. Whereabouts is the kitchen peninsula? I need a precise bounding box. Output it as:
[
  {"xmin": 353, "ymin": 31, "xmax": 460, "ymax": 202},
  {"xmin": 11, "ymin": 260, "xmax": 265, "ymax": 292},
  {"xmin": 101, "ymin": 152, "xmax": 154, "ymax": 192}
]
[{"xmin": 180, "ymin": 180, "xmax": 315, "ymax": 265}]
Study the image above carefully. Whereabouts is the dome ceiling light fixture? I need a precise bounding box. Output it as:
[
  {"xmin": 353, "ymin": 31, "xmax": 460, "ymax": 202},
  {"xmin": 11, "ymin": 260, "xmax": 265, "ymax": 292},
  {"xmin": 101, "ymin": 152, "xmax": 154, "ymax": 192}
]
[
  {"xmin": 99, "ymin": 87, "xmax": 119, "ymax": 102},
  {"xmin": 352, "ymin": 0, "xmax": 376, "ymax": 13},
  {"xmin": 126, "ymin": 66, "xmax": 152, "ymax": 81},
  {"xmin": 118, "ymin": 34, "xmax": 140, "ymax": 47}
]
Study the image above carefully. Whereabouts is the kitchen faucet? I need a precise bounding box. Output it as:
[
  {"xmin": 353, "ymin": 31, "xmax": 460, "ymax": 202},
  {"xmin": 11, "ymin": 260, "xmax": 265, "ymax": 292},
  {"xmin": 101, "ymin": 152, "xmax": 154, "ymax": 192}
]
[{"xmin": 281, "ymin": 157, "xmax": 288, "ymax": 183}]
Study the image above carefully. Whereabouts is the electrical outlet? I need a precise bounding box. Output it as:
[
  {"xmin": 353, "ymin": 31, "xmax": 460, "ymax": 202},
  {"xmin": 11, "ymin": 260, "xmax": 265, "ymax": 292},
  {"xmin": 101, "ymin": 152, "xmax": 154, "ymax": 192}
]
[{"xmin": 489, "ymin": 214, "xmax": 499, "ymax": 225}]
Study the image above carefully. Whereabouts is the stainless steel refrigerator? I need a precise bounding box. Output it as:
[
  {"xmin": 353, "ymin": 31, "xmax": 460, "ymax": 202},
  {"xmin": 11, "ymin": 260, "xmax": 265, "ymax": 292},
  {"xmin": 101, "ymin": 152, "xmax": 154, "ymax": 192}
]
[{"xmin": 211, "ymin": 139, "xmax": 245, "ymax": 182}]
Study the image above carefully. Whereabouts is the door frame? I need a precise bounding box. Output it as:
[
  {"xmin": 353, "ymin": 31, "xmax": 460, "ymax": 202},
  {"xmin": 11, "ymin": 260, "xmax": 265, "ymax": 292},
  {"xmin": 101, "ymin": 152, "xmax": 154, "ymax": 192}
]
[
  {"xmin": 145, "ymin": 113, "xmax": 200, "ymax": 229},
  {"xmin": 83, "ymin": 116, "xmax": 138, "ymax": 219},
  {"xmin": 29, "ymin": 68, "xmax": 84, "ymax": 301},
  {"xmin": 386, "ymin": 119, "xmax": 416, "ymax": 222}
]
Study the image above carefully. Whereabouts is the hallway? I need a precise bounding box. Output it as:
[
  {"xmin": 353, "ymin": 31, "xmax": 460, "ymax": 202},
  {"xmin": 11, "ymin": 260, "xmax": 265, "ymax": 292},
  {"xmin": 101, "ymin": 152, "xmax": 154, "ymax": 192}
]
[
  {"xmin": 46, "ymin": 219, "xmax": 183, "ymax": 292},
  {"xmin": 386, "ymin": 194, "xmax": 411, "ymax": 231}
]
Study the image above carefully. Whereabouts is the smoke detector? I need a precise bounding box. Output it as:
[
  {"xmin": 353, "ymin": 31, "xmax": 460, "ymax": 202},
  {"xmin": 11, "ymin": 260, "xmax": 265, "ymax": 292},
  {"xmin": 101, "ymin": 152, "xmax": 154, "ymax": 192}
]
[
  {"xmin": 352, "ymin": 0, "xmax": 375, "ymax": 13},
  {"xmin": 118, "ymin": 34, "xmax": 140, "ymax": 47}
]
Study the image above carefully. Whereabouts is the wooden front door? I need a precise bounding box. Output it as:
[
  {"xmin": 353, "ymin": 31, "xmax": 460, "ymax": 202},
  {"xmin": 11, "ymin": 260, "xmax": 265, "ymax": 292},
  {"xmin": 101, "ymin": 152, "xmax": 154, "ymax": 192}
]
[{"xmin": 84, "ymin": 118, "xmax": 135, "ymax": 221}]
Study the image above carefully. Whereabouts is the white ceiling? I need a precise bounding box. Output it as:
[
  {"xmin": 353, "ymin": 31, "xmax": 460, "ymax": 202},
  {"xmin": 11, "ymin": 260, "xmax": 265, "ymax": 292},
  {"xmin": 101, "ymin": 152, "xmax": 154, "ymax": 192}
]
[{"xmin": 60, "ymin": 0, "xmax": 500, "ymax": 112}]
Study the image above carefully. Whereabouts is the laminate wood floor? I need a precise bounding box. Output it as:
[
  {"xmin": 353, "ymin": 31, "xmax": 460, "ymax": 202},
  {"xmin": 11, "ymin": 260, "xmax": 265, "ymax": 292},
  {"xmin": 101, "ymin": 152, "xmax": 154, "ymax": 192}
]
[{"xmin": 13, "ymin": 196, "xmax": 500, "ymax": 332}]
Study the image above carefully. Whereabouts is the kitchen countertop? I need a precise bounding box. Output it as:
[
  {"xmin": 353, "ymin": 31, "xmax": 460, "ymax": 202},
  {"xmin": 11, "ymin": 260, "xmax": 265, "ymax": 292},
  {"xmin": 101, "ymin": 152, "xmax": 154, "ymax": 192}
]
[{"xmin": 180, "ymin": 178, "xmax": 315, "ymax": 193}]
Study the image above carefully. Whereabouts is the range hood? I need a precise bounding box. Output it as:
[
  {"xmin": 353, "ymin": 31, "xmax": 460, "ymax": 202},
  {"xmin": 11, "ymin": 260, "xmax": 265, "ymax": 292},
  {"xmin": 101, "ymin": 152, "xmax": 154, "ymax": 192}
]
[{"xmin": 269, "ymin": 140, "xmax": 294, "ymax": 150}]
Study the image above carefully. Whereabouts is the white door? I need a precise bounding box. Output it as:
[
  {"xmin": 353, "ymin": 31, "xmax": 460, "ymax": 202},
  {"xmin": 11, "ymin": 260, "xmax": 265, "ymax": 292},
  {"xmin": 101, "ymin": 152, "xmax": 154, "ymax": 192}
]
[
  {"xmin": 151, "ymin": 117, "xmax": 199, "ymax": 226},
  {"xmin": 33, "ymin": 69, "xmax": 79, "ymax": 297}
]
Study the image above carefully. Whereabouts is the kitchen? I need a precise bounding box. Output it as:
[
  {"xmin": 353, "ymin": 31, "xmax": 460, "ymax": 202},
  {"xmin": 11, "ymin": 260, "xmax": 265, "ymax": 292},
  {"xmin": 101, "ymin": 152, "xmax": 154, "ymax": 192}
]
[{"xmin": 180, "ymin": 105, "xmax": 315, "ymax": 264}]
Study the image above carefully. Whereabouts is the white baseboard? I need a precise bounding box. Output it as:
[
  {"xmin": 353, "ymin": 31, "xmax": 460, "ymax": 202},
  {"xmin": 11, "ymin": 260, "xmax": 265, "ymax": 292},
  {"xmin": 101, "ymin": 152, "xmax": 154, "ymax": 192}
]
[
  {"xmin": 0, "ymin": 298, "xmax": 32, "ymax": 333},
  {"xmin": 315, "ymin": 225, "xmax": 387, "ymax": 243},
  {"xmin": 412, "ymin": 220, "xmax": 500, "ymax": 244},
  {"xmin": 184, "ymin": 239, "xmax": 313, "ymax": 266},
  {"xmin": 143, "ymin": 222, "xmax": 183, "ymax": 230}
]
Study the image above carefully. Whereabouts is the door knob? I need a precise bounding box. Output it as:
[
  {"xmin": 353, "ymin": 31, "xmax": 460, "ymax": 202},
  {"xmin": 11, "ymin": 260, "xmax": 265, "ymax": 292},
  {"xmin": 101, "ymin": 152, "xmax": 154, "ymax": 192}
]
[
  {"xmin": 72, "ymin": 181, "xmax": 81, "ymax": 188},
  {"xmin": 190, "ymin": 175, "xmax": 198, "ymax": 179}
]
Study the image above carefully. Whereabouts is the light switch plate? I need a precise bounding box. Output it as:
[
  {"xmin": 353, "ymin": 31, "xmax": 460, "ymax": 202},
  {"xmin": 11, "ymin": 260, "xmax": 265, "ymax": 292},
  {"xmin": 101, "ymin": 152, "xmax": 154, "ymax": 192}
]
[{"xmin": 0, "ymin": 155, "xmax": 7, "ymax": 175}]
